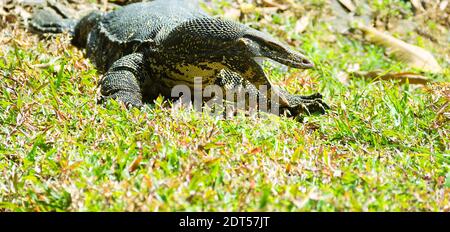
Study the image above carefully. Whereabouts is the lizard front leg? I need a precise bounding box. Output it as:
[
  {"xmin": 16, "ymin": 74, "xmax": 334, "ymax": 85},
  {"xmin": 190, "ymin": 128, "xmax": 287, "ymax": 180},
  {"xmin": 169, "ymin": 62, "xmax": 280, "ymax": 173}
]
[
  {"xmin": 98, "ymin": 53, "xmax": 146, "ymax": 108},
  {"xmin": 216, "ymin": 69, "xmax": 329, "ymax": 117}
]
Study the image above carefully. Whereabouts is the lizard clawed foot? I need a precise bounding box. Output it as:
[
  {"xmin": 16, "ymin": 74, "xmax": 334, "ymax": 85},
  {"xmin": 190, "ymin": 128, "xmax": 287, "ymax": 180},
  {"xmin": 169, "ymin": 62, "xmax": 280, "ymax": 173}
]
[
  {"xmin": 281, "ymin": 92, "xmax": 330, "ymax": 117},
  {"xmin": 97, "ymin": 92, "xmax": 143, "ymax": 109}
]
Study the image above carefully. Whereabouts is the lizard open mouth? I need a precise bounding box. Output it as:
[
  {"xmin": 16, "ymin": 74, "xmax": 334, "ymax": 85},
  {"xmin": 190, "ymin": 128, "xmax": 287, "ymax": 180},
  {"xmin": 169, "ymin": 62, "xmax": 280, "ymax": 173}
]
[
  {"xmin": 258, "ymin": 47, "xmax": 315, "ymax": 70},
  {"xmin": 253, "ymin": 57, "xmax": 312, "ymax": 74},
  {"xmin": 271, "ymin": 55, "xmax": 314, "ymax": 69}
]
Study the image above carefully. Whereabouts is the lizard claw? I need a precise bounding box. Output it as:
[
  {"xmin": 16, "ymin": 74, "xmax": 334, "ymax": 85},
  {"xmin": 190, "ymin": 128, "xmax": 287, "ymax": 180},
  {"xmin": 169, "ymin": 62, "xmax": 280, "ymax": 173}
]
[{"xmin": 282, "ymin": 93, "xmax": 330, "ymax": 117}]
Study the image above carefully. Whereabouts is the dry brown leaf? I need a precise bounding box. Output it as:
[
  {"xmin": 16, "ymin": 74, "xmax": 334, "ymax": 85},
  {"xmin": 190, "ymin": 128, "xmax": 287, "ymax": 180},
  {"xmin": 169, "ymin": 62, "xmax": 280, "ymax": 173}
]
[
  {"xmin": 223, "ymin": 7, "xmax": 241, "ymax": 21},
  {"xmin": 439, "ymin": 1, "xmax": 449, "ymax": 11},
  {"xmin": 248, "ymin": 147, "xmax": 262, "ymax": 154},
  {"xmin": 143, "ymin": 174, "xmax": 153, "ymax": 188},
  {"xmin": 203, "ymin": 157, "xmax": 221, "ymax": 165},
  {"xmin": 240, "ymin": 3, "xmax": 255, "ymax": 14},
  {"xmin": 262, "ymin": 0, "xmax": 289, "ymax": 11},
  {"xmin": 338, "ymin": 0, "xmax": 356, "ymax": 12},
  {"xmin": 350, "ymin": 71, "xmax": 430, "ymax": 85},
  {"xmin": 259, "ymin": 7, "xmax": 279, "ymax": 14},
  {"xmin": 410, "ymin": 0, "xmax": 425, "ymax": 12},
  {"xmin": 294, "ymin": 14, "xmax": 310, "ymax": 34},
  {"xmin": 285, "ymin": 163, "xmax": 292, "ymax": 173},
  {"xmin": 128, "ymin": 155, "xmax": 143, "ymax": 172},
  {"xmin": 357, "ymin": 24, "xmax": 443, "ymax": 73},
  {"xmin": 67, "ymin": 161, "xmax": 83, "ymax": 171}
]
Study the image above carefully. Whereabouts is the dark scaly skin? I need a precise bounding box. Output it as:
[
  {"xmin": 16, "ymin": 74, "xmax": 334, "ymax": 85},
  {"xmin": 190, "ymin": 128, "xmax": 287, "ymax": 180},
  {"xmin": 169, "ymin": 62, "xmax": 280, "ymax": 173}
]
[{"xmin": 29, "ymin": 0, "xmax": 329, "ymax": 117}]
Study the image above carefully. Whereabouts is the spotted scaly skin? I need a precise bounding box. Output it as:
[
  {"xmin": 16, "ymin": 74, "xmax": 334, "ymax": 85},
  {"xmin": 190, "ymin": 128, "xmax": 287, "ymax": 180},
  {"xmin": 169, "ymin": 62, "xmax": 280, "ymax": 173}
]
[{"xmin": 29, "ymin": 0, "xmax": 329, "ymax": 117}]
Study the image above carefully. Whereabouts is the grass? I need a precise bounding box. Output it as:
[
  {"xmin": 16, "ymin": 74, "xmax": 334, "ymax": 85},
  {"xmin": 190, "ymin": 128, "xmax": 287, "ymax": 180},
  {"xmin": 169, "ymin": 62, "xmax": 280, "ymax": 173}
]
[{"xmin": 0, "ymin": 0, "xmax": 449, "ymax": 211}]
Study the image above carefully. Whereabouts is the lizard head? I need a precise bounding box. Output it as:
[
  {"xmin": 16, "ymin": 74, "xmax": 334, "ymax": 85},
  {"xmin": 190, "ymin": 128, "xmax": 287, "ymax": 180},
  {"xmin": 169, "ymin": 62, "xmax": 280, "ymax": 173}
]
[
  {"xmin": 236, "ymin": 28, "xmax": 314, "ymax": 69},
  {"xmin": 160, "ymin": 17, "xmax": 313, "ymax": 86}
]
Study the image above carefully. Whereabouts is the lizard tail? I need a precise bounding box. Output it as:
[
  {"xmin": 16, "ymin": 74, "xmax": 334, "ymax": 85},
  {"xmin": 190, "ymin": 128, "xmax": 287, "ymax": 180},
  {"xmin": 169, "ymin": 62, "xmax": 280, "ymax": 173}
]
[
  {"xmin": 29, "ymin": 7, "xmax": 103, "ymax": 49},
  {"xmin": 29, "ymin": 8, "xmax": 77, "ymax": 35}
]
